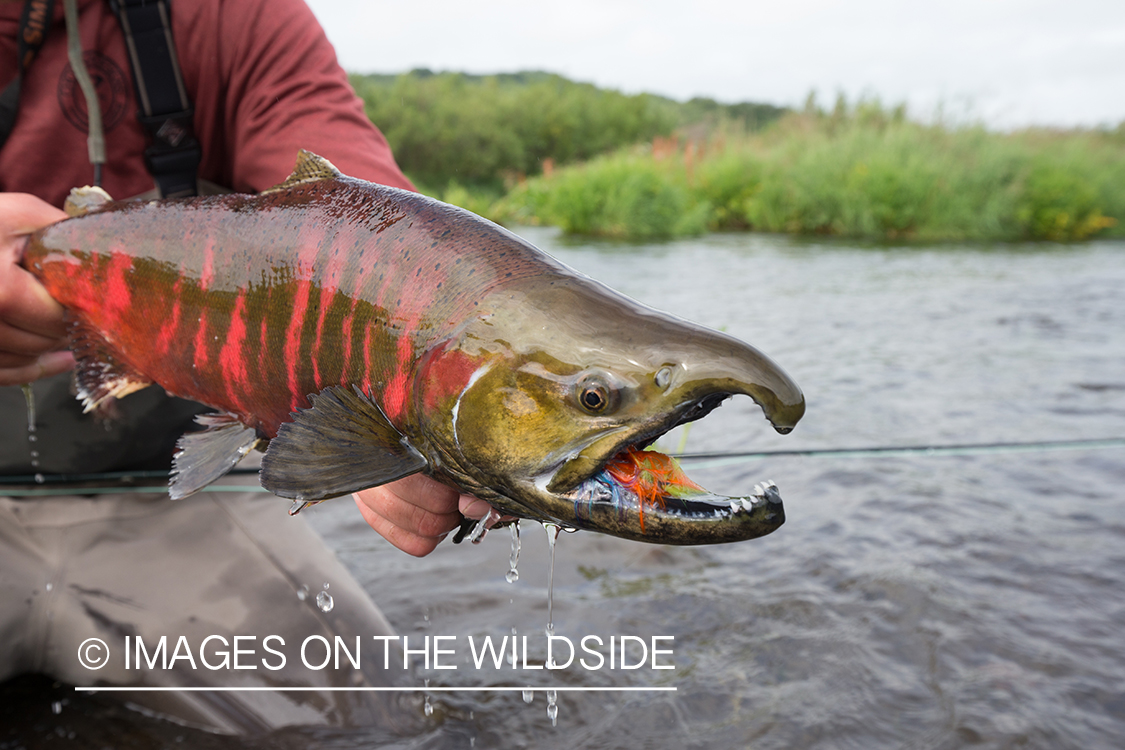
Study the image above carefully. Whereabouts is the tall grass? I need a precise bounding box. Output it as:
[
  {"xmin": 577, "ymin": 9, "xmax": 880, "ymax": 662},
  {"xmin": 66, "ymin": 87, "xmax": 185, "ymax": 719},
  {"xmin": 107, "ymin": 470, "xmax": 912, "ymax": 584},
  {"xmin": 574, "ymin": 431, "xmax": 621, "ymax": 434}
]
[
  {"xmin": 493, "ymin": 102, "xmax": 1125, "ymax": 242},
  {"xmin": 501, "ymin": 149, "xmax": 710, "ymax": 239}
]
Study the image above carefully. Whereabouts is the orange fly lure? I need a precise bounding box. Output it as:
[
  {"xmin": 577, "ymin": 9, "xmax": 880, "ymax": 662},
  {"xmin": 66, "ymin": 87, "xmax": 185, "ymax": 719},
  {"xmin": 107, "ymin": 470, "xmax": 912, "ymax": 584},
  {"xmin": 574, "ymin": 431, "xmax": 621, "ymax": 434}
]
[{"xmin": 604, "ymin": 446, "xmax": 704, "ymax": 532}]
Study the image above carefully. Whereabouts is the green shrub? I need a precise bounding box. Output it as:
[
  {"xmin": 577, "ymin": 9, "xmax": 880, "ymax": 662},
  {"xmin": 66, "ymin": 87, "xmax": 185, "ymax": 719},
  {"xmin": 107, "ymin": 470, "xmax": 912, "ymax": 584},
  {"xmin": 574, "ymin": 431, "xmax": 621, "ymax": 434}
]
[
  {"xmin": 508, "ymin": 151, "xmax": 710, "ymax": 239},
  {"xmin": 379, "ymin": 79, "xmax": 1124, "ymax": 243}
]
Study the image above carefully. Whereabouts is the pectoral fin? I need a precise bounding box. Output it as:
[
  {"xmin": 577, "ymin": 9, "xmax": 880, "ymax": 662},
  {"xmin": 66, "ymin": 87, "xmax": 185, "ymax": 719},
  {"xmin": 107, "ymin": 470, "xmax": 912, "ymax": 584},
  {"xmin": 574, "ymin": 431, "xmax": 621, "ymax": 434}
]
[
  {"xmin": 69, "ymin": 319, "xmax": 152, "ymax": 414},
  {"xmin": 260, "ymin": 385, "xmax": 428, "ymax": 502}
]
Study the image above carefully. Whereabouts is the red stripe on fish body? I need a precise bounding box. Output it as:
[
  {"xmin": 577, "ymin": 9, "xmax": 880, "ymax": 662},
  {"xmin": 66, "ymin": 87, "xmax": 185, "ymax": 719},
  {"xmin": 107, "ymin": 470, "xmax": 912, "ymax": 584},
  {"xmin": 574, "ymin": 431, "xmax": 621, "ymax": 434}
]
[{"xmin": 24, "ymin": 177, "xmax": 563, "ymax": 441}]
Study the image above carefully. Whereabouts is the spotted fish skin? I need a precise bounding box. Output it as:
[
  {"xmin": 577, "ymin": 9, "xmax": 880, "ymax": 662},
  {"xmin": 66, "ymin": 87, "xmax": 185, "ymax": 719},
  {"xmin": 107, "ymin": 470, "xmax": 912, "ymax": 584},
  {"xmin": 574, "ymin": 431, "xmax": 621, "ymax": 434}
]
[{"xmin": 25, "ymin": 163, "xmax": 559, "ymax": 441}]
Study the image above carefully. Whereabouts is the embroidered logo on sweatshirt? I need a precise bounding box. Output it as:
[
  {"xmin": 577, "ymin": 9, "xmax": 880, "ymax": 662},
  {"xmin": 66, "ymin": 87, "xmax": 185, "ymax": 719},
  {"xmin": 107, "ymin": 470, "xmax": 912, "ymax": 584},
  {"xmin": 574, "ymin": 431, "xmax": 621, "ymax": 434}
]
[{"xmin": 57, "ymin": 51, "xmax": 128, "ymax": 133}]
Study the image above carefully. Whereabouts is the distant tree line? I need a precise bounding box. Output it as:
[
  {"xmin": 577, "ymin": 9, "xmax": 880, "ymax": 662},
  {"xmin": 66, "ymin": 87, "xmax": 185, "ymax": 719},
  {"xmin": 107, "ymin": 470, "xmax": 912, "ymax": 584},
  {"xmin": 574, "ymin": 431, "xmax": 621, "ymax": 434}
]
[{"xmin": 350, "ymin": 69, "xmax": 787, "ymax": 190}]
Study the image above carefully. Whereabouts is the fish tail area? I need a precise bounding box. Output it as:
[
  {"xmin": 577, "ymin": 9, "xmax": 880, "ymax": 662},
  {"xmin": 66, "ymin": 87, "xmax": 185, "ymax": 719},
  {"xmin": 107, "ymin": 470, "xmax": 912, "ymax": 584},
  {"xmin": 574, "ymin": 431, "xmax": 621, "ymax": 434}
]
[{"xmin": 170, "ymin": 413, "xmax": 262, "ymax": 500}]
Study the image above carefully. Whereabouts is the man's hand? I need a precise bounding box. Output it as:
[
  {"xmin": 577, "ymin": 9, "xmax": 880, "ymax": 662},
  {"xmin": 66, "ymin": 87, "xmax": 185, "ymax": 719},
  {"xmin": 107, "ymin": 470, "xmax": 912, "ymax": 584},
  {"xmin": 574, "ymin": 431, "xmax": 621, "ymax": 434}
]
[
  {"xmin": 0, "ymin": 193, "xmax": 72, "ymax": 387},
  {"xmin": 353, "ymin": 476, "xmax": 505, "ymax": 557}
]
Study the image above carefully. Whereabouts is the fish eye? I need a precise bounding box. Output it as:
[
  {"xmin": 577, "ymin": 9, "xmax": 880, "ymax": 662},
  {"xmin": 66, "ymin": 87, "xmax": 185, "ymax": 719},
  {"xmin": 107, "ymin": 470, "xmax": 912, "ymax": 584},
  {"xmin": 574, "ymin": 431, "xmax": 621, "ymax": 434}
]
[{"xmin": 575, "ymin": 373, "xmax": 619, "ymax": 415}]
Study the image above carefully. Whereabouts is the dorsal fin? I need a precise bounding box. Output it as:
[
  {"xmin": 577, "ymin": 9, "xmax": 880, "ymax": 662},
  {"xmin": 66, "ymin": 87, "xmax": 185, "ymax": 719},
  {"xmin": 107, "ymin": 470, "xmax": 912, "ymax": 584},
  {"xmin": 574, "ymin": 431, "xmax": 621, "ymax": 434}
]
[{"xmin": 261, "ymin": 150, "xmax": 342, "ymax": 194}]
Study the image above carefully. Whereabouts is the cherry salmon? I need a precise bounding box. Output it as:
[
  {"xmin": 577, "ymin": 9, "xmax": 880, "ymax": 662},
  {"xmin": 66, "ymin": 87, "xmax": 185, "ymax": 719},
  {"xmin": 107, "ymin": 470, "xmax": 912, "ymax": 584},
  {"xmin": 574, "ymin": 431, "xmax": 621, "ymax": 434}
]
[{"xmin": 22, "ymin": 151, "xmax": 805, "ymax": 545}]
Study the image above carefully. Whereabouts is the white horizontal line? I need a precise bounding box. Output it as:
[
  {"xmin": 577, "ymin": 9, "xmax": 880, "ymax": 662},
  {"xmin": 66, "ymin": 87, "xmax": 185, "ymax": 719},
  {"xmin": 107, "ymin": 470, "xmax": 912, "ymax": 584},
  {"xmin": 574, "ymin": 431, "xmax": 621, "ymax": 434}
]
[{"xmin": 74, "ymin": 686, "xmax": 675, "ymax": 693}]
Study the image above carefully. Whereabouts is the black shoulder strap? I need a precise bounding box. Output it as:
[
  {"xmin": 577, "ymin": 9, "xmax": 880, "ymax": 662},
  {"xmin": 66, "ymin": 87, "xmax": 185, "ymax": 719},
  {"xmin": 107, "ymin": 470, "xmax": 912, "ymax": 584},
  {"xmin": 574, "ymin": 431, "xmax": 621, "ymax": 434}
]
[
  {"xmin": 0, "ymin": 0, "xmax": 55, "ymax": 148},
  {"xmin": 109, "ymin": 0, "xmax": 199, "ymax": 198}
]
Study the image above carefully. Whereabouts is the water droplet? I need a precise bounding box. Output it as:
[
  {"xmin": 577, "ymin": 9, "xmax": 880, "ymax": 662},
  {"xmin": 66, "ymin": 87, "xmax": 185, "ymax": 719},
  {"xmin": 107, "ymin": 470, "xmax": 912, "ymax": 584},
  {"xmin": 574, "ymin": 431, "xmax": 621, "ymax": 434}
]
[
  {"xmin": 546, "ymin": 689, "xmax": 558, "ymax": 726},
  {"xmin": 423, "ymin": 697, "xmax": 433, "ymax": 716},
  {"xmin": 30, "ymin": 450, "xmax": 38, "ymax": 458},
  {"xmin": 505, "ymin": 521, "xmax": 521, "ymax": 583},
  {"xmin": 468, "ymin": 507, "xmax": 501, "ymax": 544},
  {"xmin": 323, "ymin": 582, "xmax": 330, "ymax": 590},
  {"xmin": 522, "ymin": 688, "xmax": 534, "ymax": 704},
  {"xmin": 28, "ymin": 434, "xmax": 37, "ymax": 442},
  {"xmin": 297, "ymin": 585, "xmax": 309, "ymax": 601},
  {"xmin": 34, "ymin": 473, "xmax": 44, "ymax": 484},
  {"xmin": 315, "ymin": 590, "xmax": 334, "ymax": 612},
  {"xmin": 51, "ymin": 701, "xmax": 61, "ymax": 715},
  {"xmin": 45, "ymin": 582, "xmax": 53, "ymax": 592},
  {"xmin": 543, "ymin": 522, "xmax": 561, "ymax": 637},
  {"xmin": 21, "ymin": 384, "xmax": 36, "ymax": 435}
]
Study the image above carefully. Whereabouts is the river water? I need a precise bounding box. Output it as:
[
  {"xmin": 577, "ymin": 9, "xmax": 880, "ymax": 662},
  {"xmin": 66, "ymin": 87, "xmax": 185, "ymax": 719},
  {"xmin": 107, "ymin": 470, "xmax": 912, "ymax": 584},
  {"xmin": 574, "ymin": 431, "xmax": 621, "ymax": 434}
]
[{"xmin": 5, "ymin": 230, "xmax": 1124, "ymax": 748}]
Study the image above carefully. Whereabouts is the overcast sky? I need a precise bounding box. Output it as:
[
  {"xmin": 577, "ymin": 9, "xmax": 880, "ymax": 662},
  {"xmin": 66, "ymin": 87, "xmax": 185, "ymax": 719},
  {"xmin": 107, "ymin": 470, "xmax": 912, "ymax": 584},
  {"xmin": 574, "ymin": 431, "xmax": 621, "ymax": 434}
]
[{"xmin": 305, "ymin": 0, "xmax": 1125, "ymax": 129}]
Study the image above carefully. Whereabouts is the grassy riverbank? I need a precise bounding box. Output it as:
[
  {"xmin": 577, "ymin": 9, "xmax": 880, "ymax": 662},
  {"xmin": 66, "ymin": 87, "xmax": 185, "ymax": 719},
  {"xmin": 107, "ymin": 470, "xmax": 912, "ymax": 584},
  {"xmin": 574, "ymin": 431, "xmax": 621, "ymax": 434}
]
[
  {"xmin": 355, "ymin": 73, "xmax": 1125, "ymax": 242},
  {"xmin": 495, "ymin": 104, "xmax": 1125, "ymax": 242}
]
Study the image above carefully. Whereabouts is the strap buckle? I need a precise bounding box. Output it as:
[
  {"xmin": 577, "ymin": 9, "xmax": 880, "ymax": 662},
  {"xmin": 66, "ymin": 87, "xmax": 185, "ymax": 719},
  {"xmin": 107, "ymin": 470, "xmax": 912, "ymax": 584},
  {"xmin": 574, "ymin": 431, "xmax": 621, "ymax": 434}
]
[{"xmin": 140, "ymin": 110, "xmax": 200, "ymax": 199}]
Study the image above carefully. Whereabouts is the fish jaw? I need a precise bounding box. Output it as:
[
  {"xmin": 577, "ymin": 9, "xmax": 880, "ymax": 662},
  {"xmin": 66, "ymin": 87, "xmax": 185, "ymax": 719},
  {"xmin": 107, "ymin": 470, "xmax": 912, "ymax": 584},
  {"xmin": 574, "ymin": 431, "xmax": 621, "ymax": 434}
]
[
  {"xmin": 501, "ymin": 403, "xmax": 790, "ymax": 544},
  {"xmin": 430, "ymin": 278, "xmax": 804, "ymax": 545},
  {"xmin": 564, "ymin": 472, "xmax": 785, "ymax": 545}
]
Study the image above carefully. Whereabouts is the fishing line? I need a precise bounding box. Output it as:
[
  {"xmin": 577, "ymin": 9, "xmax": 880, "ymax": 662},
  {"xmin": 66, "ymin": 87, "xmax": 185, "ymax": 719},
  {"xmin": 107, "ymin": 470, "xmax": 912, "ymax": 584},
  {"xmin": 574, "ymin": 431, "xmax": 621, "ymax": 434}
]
[
  {"xmin": 2, "ymin": 437, "xmax": 1123, "ymax": 495},
  {"xmin": 674, "ymin": 437, "xmax": 1125, "ymax": 469}
]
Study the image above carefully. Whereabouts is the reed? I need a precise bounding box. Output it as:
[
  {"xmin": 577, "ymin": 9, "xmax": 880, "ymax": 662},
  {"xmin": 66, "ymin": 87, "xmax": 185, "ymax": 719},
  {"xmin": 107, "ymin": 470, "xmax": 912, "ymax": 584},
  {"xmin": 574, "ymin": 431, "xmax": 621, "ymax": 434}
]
[{"xmin": 493, "ymin": 102, "xmax": 1125, "ymax": 242}]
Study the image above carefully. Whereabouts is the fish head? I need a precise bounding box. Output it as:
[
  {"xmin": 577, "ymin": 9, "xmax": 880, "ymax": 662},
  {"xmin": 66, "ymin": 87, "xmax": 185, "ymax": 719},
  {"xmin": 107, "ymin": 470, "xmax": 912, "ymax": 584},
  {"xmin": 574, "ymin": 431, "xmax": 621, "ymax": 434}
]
[{"xmin": 425, "ymin": 276, "xmax": 805, "ymax": 545}]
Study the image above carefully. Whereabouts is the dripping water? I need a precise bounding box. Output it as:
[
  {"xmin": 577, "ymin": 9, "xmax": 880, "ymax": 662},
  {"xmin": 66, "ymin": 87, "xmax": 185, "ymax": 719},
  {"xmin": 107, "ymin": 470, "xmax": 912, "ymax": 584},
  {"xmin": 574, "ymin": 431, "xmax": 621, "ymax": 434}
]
[
  {"xmin": 423, "ymin": 678, "xmax": 433, "ymax": 716},
  {"xmin": 21, "ymin": 384, "xmax": 35, "ymax": 434},
  {"xmin": 23, "ymin": 385, "xmax": 41, "ymax": 471},
  {"xmin": 316, "ymin": 582, "xmax": 333, "ymax": 613},
  {"xmin": 546, "ymin": 688, "xmax": 558, "ymax": 726},
  {"xmin": 522, "ymin": 688, "xmax": 534, "ymax": 703},
  {"xmin": 542, "ymin": 523, "xmax": 562, "ymax": 725},
  {"xmin": 543, "ymin": 522, "xmax": 560, "ymax": 638},
  {"xmin": 505, "ymin": 521, "xmax": 521, "ymax": 583},
  {"xmin": 467, "ymin": 507, "xmax": 501, "ymax": 544}
]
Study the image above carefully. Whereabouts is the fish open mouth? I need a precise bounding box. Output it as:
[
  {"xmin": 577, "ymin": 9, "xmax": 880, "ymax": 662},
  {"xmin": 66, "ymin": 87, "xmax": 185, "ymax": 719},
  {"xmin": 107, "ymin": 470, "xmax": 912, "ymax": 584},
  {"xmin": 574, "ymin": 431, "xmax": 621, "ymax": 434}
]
[{"xmin": 545, "ymin": 395, "xmax": 787, "ymax": 545}]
